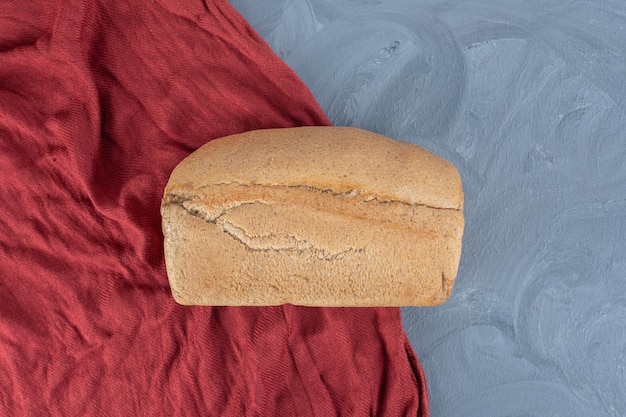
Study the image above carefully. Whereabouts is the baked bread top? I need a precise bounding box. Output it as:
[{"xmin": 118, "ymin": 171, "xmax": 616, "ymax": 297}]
[{"xmin": 165, "ymin": 126, "xmax": 463, "ymax": 211}]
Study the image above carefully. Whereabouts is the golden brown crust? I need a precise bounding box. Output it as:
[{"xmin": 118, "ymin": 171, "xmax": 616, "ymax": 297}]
[
  {"xmin": 161, "ymin": 126, "xmax": 464, "ymax": 306},
  {"xmin": 165, "ymin": 127, "xmax": 463, "ymax": 210}
]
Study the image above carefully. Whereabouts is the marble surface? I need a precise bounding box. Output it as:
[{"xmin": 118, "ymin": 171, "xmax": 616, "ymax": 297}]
[{"xmin": 231, "ymin": 1, "xmax": 626, "ymax": 415}]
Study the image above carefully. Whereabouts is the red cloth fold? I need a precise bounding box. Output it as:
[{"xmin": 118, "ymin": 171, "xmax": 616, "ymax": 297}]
[{"xmin": 0, "ymin": 1, "xmax": 429, "ymax": 415}]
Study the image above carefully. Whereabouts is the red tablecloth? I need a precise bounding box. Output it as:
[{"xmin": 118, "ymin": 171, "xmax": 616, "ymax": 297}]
[{"xmin": 0, "ymin": 1, "xmax": 429, "ymax": 415}]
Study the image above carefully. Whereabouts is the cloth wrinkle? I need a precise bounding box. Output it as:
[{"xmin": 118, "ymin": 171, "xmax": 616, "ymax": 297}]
[{"xmin": 0, "ymin": 1, "xmax": 428, "ymax": 415}]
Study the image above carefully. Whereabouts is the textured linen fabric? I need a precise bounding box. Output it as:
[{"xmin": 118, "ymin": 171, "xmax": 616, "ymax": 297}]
[{"xmin": 0, "ymin": 1, "xmax": 429, "ymax": 415}]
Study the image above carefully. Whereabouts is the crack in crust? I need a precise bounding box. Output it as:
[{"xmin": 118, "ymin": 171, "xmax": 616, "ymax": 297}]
[
  {"xmin": 187, "ymin": 182, "xmax": 462, "ymax": 211},
  {"xmin": 176, "ymin": 198, "xmax": 363, "ymax": 261}
]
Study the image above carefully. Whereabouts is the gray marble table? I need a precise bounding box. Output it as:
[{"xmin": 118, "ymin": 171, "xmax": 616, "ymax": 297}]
[{"xmin": 232, "ymin": 1, "xmax": 626, "ymax": 415}]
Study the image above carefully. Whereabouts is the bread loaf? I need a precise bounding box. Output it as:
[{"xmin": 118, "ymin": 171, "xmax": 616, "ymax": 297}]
[{"xmin": 161, "ymin": 126, "xmax": 464, "ymax": 306}]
